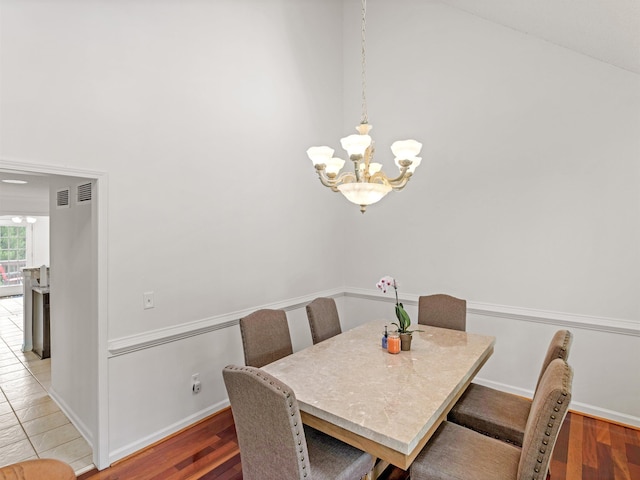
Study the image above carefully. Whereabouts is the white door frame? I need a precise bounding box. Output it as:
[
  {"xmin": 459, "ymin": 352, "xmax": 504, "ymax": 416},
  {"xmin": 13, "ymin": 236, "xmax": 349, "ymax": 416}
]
[{"xmin": 0, "ymin": 158, "xmax": 110, "ymax": 470}]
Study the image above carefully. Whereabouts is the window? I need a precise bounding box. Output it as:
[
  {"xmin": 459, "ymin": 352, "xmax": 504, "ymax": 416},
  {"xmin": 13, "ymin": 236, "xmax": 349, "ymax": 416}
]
[{"xmin": 0, "ymin": 225, "xmax": 27, "ymax": 286}]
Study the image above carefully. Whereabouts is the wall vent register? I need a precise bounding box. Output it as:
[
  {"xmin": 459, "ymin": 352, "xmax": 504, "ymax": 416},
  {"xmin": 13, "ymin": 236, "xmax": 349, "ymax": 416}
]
[
  {"xmin": 77, "ymin": 182, "xmax": 92, "ymax": 204},
  {"xmin": 56, "ymin": 187, "xmax": 70, "ymax": 209}
]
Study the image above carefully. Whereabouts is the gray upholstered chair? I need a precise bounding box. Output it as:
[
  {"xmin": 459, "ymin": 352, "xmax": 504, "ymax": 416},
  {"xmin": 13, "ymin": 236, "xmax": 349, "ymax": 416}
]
[
  {"xmin": 0, "ymin": 459, "xmax": 76, "ymax": 479},
  {"xmin": 417, "ymin": 294, "xmax": 466, "ymax": 331},
  {"xmin": 306, "ymin": 297, "xmax": 342, "ymax": 345},
  {"xmin": 223, "ymin": 365, "xmax": 375, "ymax": 480},
  {"xmin": 411, "ymin": 358, "xmax": 572, "ymax": 480},
  {"xmin": 448, "ymin": 329, "xmax": 572, "ymax": 446},
  {"xmin": 239, "ymin": 309, "xmax": 293, "ymax": 368}
]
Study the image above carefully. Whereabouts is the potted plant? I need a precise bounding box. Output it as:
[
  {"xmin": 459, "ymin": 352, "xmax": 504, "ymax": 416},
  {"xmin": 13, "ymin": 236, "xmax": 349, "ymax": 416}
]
[{"xmin": 376, "ymin": 276, "xmax": 421, "ymax": 351}]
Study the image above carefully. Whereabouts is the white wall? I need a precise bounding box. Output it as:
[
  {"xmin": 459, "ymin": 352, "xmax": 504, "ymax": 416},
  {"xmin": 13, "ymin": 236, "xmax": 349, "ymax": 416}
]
[
  {"xmin": 341, "ymin": 0, "xmax": 640, "ymax": 321},
  {"xmin": 48, "ymin": 176, "xmax": 99, "ymax": 449},
  {"xmin": 1, "ymin": 0, "xmax": 346, "ymax": 466},
  {"xmin": 340, "ymin": 0, "xmax": 640, "ymax": 424},
  {"xmin": 107, "ymin": 295, "xmax": 345, "ymax": 460},
  {"xmin": 1, "ymin": 0, "xmax": 347, "ymax": 336}
]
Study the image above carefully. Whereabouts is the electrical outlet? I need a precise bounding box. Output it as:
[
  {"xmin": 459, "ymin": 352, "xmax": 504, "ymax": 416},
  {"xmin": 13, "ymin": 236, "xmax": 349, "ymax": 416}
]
[
  {"xmin": 143, "ymin": 292, "xmax": 154, "ymax": 309},
  {"xmin": 192, "ymin": 373, "xmax": 201, "ymax": 394}
]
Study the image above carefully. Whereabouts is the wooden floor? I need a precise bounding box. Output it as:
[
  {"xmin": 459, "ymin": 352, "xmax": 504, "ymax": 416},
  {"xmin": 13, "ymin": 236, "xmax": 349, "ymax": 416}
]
[{"xmin": 78, "ymin": 408, "xmax": 640, "ymax": 480}]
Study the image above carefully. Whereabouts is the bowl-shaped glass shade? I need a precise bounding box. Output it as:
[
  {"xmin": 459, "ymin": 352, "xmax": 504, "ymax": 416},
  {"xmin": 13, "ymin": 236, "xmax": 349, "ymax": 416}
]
[
  {"xmin": 340, "ymin": 134, "xmax": 372, "ymax": 157},
  {"xmin": 307, "ymin": 146, "xmax": 334, "ymax": 165},
  {"xmin": 337, "ymin": 182, "xmax": 391, "ymax": 206},
  {"xmin": 325, "ymin": 157, "xmax": 346, "ymax": 175},
  {"xmin": 395, "ymin": 156, "xmax": 422, "ymax": 173},
  {"xmin": 390, "ymin": 139, "xmax": 422, "ymax": 159}
]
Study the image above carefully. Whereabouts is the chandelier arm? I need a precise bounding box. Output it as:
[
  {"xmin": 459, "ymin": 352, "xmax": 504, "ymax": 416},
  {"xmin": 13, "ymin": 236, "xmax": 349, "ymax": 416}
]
[
  {"xmin": 388, "ymin": 174, "xmax": 412, "ymax": 191},
  {"xmin": 367, "ymin": 171, "xmax": 390, "ymax": 185},
  {"xmin": 384, "ymin": 167, "xmax": 412, "ymax": 186},
  {"xmin": 390, "ymin": 179, "xmax": 411, "ymax": 191},
  {"xmin": 335, "ymin": 172, "xmax": 358, "ymax": 185},
  {"xmin": 315, "ymin": 168, "xmax": 339, "ymax": 189},
  {"xmin": 367, "ymin": 169, "xmax": 413, "ymax": 191},
  {"xmin": 316, "ymin": 169, "xmax": 358, "ymax": 191}
]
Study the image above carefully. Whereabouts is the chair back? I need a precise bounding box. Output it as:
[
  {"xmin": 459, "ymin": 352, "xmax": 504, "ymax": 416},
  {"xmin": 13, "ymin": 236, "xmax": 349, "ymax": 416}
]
[
  {"xmin": 306, "ymin": 297, "xmax": 342, "ymax": 344},
  {"xmin": 518, "ymin": 358, "xmax": 573, "ymax": 480},
  {"xmin": 418, "ymin": 294, "xmax": 466, "ymax": 331},
  {"xmin": 239, "ymin": 309, "xmax": 293, "ymax": 367},
  {"xmin": 223, "ymin": 365, "xmax": 311, "ymax": 480},
  {"xmin": 0, "ymin": 459, "xmax": 76, "ymax": 479},
  {"xmin": 534, "ymin": 330, "xmax": 572, "ymax": 393}
]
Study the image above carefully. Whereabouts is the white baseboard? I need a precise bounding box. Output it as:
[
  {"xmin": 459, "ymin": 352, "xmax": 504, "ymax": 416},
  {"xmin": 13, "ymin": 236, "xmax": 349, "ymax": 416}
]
[
  {"xmin": 473, "ymin": 377, "xmax": 640, "ymax": 428},
  {"xmin": 48, "ymin": 387, "xmax": 95, "ymax": 454},
  {"xmin": 472, "ymin": 376, "xmax": 534, "ymax": 400},
  {"xmin": 108, "ymin": 399, "xmax": 230, "ymax": 465}
]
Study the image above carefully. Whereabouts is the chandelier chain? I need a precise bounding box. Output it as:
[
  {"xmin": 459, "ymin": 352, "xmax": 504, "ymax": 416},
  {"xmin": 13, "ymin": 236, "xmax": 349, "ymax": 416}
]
[{"xmin": 361, "ymin": 0, "xmax": 368, "ymax": 125}]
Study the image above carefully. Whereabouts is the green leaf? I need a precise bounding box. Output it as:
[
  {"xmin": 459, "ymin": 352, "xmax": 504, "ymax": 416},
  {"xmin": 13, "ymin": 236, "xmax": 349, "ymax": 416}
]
[{"xmin": 395, "ymin": 304, "xmax": 411, "ymax": 332}]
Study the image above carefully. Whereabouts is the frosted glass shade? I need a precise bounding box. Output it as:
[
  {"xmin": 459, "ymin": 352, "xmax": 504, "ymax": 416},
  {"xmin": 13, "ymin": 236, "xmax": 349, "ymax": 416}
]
[
  {"xmin": 325, "ymin": 157, "xmax": 346, "ymax": 175},
  {"xmin": 337, "ymin": 182, "xmax": 392, "ymax": 206},
  {"xmin": 358, "ymin": 162, "xmax": 383, "ymax": 176},
  {"xmin": 395, "ymin": 156, "xmax": 422, "ymax": 173},
  {"xmin": 368, "ymin": 162, "xmax": 383, "ymax": 175},
  {"xmin": 340, "ymin": 134, "xmax": 372, "ymax": 157},
  {"xmin": 307, "ymin": 146, "xmax": 334, "ymax": 165},
  {"xmin": 390, "ymin": 140, "xmax": 422, "ymax": 159}
]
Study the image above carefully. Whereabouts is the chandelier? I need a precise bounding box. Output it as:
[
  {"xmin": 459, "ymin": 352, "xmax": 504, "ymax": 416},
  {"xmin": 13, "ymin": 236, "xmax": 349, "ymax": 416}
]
[
  {"xmin": 306, "ymin": 0, "xmax": 423, "ymax": 213},
  {"xmin": 11, "ymin": 216, "xmax": 37, "ymax": 224}
]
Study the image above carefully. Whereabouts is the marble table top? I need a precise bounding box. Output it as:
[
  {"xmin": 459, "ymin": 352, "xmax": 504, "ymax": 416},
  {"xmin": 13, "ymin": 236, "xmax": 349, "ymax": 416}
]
[{"xmin": 262, "ymin": 320, "xmax": 495, "ymax": 469}]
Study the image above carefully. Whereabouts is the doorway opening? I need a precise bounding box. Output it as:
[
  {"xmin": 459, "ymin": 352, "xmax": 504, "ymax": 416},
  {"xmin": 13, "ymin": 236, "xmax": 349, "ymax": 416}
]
[{"xmin": 0, "ymin": 161, "xmax": 108, "ymax": 470}]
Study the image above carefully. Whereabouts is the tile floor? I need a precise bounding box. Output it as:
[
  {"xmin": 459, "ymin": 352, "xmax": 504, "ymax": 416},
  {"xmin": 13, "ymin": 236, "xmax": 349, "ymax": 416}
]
[{"xmin": 0, "ymin": 295, "xmax": 94, "ymax": 474}]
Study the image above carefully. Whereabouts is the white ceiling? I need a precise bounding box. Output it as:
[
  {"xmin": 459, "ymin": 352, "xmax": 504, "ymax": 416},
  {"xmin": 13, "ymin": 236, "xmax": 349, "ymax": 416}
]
[
  {"xmin": 0, "ymin": 170, "xmax": 51, "ymax": 216},
  {"xmin": 439, "ymin": 0, "xmax": 640, "ymax": 74}
]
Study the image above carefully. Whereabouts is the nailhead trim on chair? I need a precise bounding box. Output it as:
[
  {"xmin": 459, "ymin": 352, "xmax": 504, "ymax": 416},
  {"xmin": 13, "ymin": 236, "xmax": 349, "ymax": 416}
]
[
  {"xmin": 226, "ymin": 365, "xmax": 311, "ymax": 477},
  {"xmin": 528, "ymin": 367, "xmax": 570, "ymax": 480},
  {"xmin": 560, "ymin": 331, "xmax": 572, "ymax": 356}
]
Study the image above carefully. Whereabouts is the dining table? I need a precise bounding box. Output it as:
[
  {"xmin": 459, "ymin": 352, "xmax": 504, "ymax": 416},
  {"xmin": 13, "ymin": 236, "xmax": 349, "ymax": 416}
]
[{"xmin": 262, "ymin": 320, "xmax": 496, "ymax": 473}]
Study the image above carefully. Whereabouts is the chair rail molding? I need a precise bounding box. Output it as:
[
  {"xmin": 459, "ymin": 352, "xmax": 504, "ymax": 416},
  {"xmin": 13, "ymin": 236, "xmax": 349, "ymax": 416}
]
[
  {"xmin": 107, "ymin": 287, "xmax": 345, "ymax": 357},
  {"xmin": 343, "ymin": 287, "xmax": 639, "ymax": 337},
  {"xmin": 109, "ymin": 286, "xmax": 638, "ymax": 358}
]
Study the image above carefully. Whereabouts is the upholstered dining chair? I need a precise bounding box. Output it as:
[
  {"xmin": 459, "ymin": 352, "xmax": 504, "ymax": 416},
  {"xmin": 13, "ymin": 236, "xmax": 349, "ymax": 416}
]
[
  {"xmin": 0, "ymin": 459, "xmax": 76, "ymax": 479},
  {"xmin": 223, "ymin": 365, "xmax": 375, "ymax": 480},
  {"xmin": 411, "ymin": 358, "xmax": 573, "ymax": 480},
  {"xmin": 448, "ymin": 329, "xmax": 572, "ymax": 446},
  {"xmin": 306, "ymin": 297, "xmax": 342, "ymax": 345},
  {"xmin": 239, "ymin": 309, "xmax": 293, "ymax": 368},
  {"xmin": 417, "ymin": 294, "xmax": 466, "ymax": 331}
]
